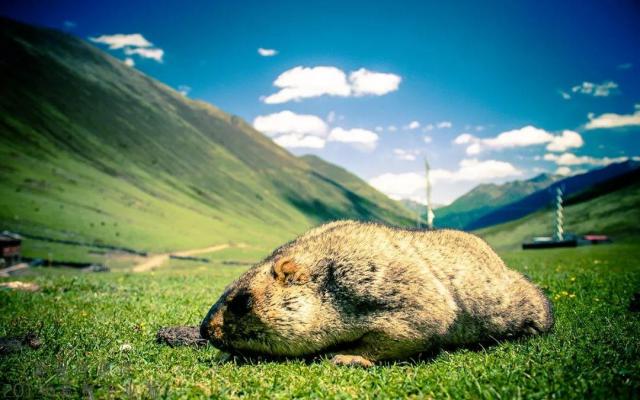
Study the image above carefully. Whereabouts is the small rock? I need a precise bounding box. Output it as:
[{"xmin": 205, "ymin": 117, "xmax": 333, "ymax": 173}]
[
  {"xmin": 23, "ymin": 332, "xmax": 42, "ymax": 349},
  {"xmin": 156, "ymin": 326, "xmax": 208, "ymax": 347},
  {"xmin": 119, "ymin": 343, "xmax": 133, "ymax": 352},
  {"xmin": 0, "ymin": 331, "xmax": 41, "ymax": 355}
]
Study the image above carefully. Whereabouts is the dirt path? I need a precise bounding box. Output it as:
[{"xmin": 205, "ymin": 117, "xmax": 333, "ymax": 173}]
[
  {"xmin": 132, "ymin": 254, "xmax": 171, "ymax": 272},
  {"xmin": 132, "ymin": 243, "xmax": 234, "ymax": 272},
  {"xmin": 173, "ymin": 244, "xmax": 230, "ymax": 257}
]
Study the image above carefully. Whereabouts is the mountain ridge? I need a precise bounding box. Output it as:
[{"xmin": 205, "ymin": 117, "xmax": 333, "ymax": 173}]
[
  {"xmin": 477, "ymin": 169, "xmax": 640, "ymax": 250},
  {"xmin": 467, "ymin": 160, "xmax": 640, "ymax": 231},
  {"xmin": 435, "ymin": 173, "xmax": 561, "ymax": 229},
  {"xmin": 0, "ymin": 17, "xmax": 413, "ymax": 253}
]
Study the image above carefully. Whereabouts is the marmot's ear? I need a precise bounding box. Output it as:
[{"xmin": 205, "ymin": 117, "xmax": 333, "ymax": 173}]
[{"xmin": 273, "ymin": 257, "xmax": 300, "ymax": 283}]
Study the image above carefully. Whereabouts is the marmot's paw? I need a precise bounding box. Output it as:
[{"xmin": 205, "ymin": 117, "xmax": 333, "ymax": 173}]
[{"xmin": 331, "ymin": 354, "xmax": 374, "ymax": 368}]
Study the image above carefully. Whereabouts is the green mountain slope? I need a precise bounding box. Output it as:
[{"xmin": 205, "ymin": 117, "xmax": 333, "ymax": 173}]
[
  {"xmin": 435, "ymin": 173, "xmax": 560, "ymax": 229},
  {"xmin": 300, "ymin": 155, "xmax": 413, "ymax": 222},
  {"xmin": 0, "ymin": 18, "xmax": 413, "ymax": 255},
  {"xmin": 477, "ymin": 176, "xmax": 640, "ymax": 251}
]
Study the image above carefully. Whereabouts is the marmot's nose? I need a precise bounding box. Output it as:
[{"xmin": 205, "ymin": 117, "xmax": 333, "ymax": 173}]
[{"xmin": 200, "ymin": 309, "xmax": 225, "ymax": 345}]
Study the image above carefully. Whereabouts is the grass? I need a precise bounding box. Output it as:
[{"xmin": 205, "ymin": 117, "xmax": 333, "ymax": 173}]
[{"xmin": 1, "ymin": 242, "xmax": 639, "ymax": 399}]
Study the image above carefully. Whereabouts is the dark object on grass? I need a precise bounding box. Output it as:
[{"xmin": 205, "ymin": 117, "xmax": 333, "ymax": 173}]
[
  {"xmin": 156, "ymin": 326, "xmax": 208, "ymax": 347},
  {"xmin": 522, "ymin": 238, "xmax": 578, "ymax": 250},
  {"xmin": 629, "ymin": 292, "xmax": 640, "ymax": 312},
  {"xmin": 0, "ymin": 331, "xmax": 41, "ymax": 355},
  {"xmin": 81, "ymin": 264, "xmax": 110, "ymax": 273},
  {"xmin": 169, "ymin": 255, "xmax": 209, "ymax": 262}
]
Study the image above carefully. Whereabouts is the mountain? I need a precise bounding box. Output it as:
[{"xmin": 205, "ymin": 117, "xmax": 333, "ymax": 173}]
[
  {"xmin": 299, "ymin": 155, "xmax": 414, "ymax": 223},
  {"xmin": 467, "ymin": 160, "xmax": 640, "ymax": 231},
  {"xmin": 434, "ymin": 173, "xmax": 560, "ymax": 229},
  {"xmin": 0, "ymin": 18, "xmax": 413, "ymax": 254},
  {"xmin": 477, "ymin": 168, "xmax": 640, "ymax": 251}
]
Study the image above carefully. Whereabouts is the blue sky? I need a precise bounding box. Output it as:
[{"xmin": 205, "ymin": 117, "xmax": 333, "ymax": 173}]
[{"xmin": 3, "ymin": 0, "xmax": 640, "ymax": 204}]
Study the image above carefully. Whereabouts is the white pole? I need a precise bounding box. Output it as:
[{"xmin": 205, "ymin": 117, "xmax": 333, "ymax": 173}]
[
  {"xmin": 425, "ymin": 158, "xmax": 434, "ymax": 230},
  {"xmin": 555, "ymin": 187, "xmax": 564, "ymax": 241}
]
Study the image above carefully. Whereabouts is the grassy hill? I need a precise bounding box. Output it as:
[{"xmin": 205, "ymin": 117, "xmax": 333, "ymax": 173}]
[
  {"xmin": 0, "ymin": 18, "xmax": 413, "ymax": 258},
  {"xmin": 477, "ymin": 173, "xmax": 640, "ymax": 251},
  {"xmin": 435, "ymin": 173, "xmax": 560, "ymax": 229}
]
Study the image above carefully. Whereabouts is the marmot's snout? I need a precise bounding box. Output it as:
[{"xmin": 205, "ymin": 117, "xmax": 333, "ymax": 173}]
[{"xmin": 200, "ymin": 302, "xmax": 225, "ymax": 348}]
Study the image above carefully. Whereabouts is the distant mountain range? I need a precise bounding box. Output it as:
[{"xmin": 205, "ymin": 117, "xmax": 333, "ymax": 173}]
[
  {"xmin": 467, "ymin": 160, "xmax": 640, "ymax": 230},
  {"xmin": 478, "ymin": 165, "xmax": 640, "ymax": 250},
  {"xmin": 0, "ymin": 18, "xmax": 413, "ymax": 253},
  {"xmin": 435, "ymin": 160, "xmax": 640, "ymax": 232},
  {"xmin": 435, "ymin": 173, "xmax": 561, "ymax": 229}
]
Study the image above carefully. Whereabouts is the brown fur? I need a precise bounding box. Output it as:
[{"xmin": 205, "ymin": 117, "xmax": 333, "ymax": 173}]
[{"xmin": 200, "ymin": 220, "xmax": 553, "ymax": 364}]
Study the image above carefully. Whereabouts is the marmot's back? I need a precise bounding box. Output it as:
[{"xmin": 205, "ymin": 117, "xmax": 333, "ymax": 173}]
[{"xmin": 311, "ymin": 224, "xmax": 553, "ymax": 338}]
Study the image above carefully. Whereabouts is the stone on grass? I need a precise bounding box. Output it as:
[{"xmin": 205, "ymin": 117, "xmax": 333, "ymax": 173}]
[{"xmin": 156, "ymin": 326, "xmax": 207, "ymax": 347}]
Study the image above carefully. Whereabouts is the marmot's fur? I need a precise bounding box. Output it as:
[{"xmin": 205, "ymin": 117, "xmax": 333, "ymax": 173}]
[{"xmin": 201, "ymin": 221, "xmax": 553, "ymax": 366}]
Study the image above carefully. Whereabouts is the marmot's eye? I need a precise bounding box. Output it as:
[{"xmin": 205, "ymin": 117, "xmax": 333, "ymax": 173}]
[{"xmin": 228, "ymin": 291, "xmax": 252, "ymax": 315}]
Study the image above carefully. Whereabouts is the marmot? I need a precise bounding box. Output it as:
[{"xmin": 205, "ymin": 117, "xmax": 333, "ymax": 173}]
[{"xmin": 200, "ymin": 220, "xmax": 553, "ymax": 366}]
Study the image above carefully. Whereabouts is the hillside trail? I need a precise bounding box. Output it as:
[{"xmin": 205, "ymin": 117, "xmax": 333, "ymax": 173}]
[{"xmin": 132, "ymin": 243, "xmax": 242, "ymax": 272}]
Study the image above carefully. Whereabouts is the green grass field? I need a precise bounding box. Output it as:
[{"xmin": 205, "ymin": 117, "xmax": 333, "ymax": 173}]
[{"xmin": 2, "ymin": 242, "xmax": 639, "ymax": 399}]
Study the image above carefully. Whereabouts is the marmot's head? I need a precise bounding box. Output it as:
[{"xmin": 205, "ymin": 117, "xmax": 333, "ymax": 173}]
[{"xmin": 200, "ymin": 253, "xmax": 340, "ymax": 357}]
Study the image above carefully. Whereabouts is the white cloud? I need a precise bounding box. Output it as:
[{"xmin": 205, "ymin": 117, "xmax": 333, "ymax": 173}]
[
  {"xmin": 369, "ymin": 158, "xmax": 522, "ymax": 201},
  {"xmin": 617, "ymin": 63, "xmax": 632, "ymax": 70},
  {"xmin": 253, "ymin": 110, "xmax": 328, "ymax": 137},
  {"xmin": 374, "ymin": 126, "xmax": 384, "ymax": 132},
  {"xmin": 273, "ymin": 134, "xmax": 325, "ymax": 149},
  {"xmin": 393, "ymin": 148, "xmax": 420, "ymax": 161},
  {"xmin": 258, "ymin": 48, "xmax": 278, "ymax": 57},
  {"xmin": 543, "ymin": 152, "xmax": 629, "ymax": 166},
  {"xmin": 430, "ymin": 159, "xmax": 522, "ymax": 183},
  {"xmin": 369, "ymin": 172, "xmax": 425, "ymax": 200},
  {"xmin": 387, "ymin": 125, "xmax": 397, "ymax": 132},
  {"xmin": 545, "ymin": 130, "xmax": 584, "ymax": 152},
  {"xmin": 454, "ymin": 126, "xmax": 583, "ymax": 155},
  {"xmin": 349, "ymin": 68, "xmax": 402, "ymax": 96},
  {"xmin": 404, "ymin": 120, "xmax": 420, "ymax": 130},
  {"xmin": 328, "ymin": 127, "xmax": 379, "ymax": 149},
  {"xmin": 558, "ymin": 90, "xmax": 571, "ymax": 100},
  {"xmin": 571, "ymin": 81, "xmax": 618, "ymax": 97},
  {"xmin": 453, "ymin": 133, "xmax": 475, "ymax": 145},
  {"xmin": 123, "ymin": 47, "xmax": 164, "ymax": 62},
  {"xmin": 421, "ymin": 122, "xmax": 451, "ymax": 132},
  {"xmin": 90, "ymin": 33, "xmax": 152, "ymax": 49},
  {"xmin": 422, "ymin": 124, "xmax": 434, "ymax": 132},
  {"xmin": 123, "ymin": 58, "xmax": 135, "ymax": 67},
  {"xmin": 585, "ymin": 106, "xmax": 640, "ymax": 129},
  {"xmin": 326, "ymin": 111, "xmax": 336, "ymax": 123},
  {"xmin": 555, "ymin": 166, "xmax": 572, "ymax": 176},
  {"xmin": 263, "ymin": 66, "xmax": 350, "ymax": 104},
  {"xmin": 90, "ymin": 33, "xmax": 165, "ymax": 63},
  {"xmin": 481, "ymin": 126, "xmax": 553, "ymax": 149},
  {"xmin": 262, "ymin": 66, "xmax": 400, "ymax": 104},
  {"xmin": 423, "ymin": 136, "xmax": 432, "ymax": 143},
  {"xmin": 178, "ymin": 85, "xmax": 191, "ymax": 97}
]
